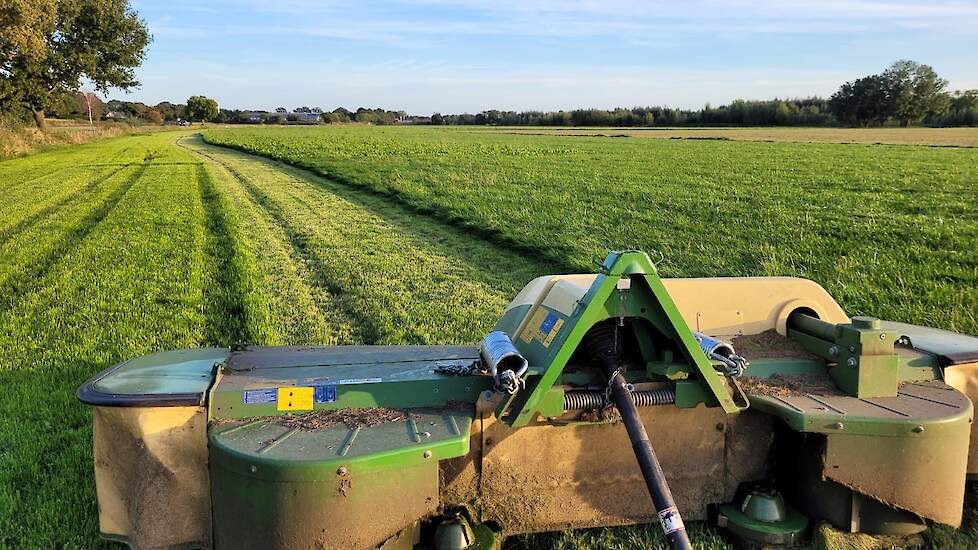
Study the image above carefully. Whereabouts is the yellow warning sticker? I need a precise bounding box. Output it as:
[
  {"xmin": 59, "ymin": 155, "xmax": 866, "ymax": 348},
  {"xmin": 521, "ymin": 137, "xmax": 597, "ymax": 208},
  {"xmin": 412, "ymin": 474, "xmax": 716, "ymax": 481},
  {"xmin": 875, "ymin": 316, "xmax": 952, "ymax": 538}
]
[
  {"xmin": 277, "ymin": 386, "xmax": 314, "ymax": 411},
  {"xmin": 519, "ymin": 307, "xmax": 565, "ymax": 348},
  {"xmin": 521, "ymin": 308, "xmax": 549, "ymax": 343}
]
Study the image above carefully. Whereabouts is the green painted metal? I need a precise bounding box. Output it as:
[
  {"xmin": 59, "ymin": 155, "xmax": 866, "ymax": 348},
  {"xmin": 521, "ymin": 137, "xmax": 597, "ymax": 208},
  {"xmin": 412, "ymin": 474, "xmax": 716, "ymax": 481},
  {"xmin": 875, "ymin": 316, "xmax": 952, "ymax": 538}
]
[
  {"xmin": 499, "ymin": 250, "xmax": 744, "ymax": 427},
  {"xmin": 208, "ymin": 346, "xmax": 491, "ymax": 420},
  {"xmin": 718, "ymin": 497, "xmax": 808, "ymax": 545},
  {"xmin": 210, "ymin": 448, "xmax": 435, "ymax": 549},
  {"xmin": 789, "ymin": 315, "xmax": 900, "ymax": 398},
  {"xmin": 748, "ymin": 380, "xmax": 971, "ymax": 437},
  {"xmin": 210, "ymin": 409, "xmax": 473, "ymax": 481}
]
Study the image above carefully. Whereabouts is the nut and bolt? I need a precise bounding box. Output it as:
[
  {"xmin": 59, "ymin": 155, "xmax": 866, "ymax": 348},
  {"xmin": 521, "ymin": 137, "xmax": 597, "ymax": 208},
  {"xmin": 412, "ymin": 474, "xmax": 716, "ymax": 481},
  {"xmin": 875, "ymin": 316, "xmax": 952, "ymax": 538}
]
[
  {"xmin": 829, "ymin": 346, "xmax": 839, "ymax": 356},
  {"xmin": 847, "ymin": 357, "xmax": 858, "ymax": 368}
]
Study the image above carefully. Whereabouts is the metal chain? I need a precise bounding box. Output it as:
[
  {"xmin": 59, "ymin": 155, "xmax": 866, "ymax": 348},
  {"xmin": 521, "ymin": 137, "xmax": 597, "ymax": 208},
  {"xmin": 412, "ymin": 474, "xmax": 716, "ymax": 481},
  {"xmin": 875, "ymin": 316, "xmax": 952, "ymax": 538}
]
[
  {"xmin": 710, "ymin": 352, "xmax": 748, "ymax": 378},
  {"xmin": 433, "ymin": 360, "xmax": 480, "ymax": 377},
  {"xmin": 494, "ymin": 369, "xmax": 525, "ymax": 395}
]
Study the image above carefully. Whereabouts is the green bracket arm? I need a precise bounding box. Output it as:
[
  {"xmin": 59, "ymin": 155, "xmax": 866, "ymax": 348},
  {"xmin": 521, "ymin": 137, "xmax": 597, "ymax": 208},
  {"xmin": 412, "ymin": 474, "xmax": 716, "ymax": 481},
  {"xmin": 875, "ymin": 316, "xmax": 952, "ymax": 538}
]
[{"xmin": 500, "ymin": 251, "xmax": 745, "ymax": 428}]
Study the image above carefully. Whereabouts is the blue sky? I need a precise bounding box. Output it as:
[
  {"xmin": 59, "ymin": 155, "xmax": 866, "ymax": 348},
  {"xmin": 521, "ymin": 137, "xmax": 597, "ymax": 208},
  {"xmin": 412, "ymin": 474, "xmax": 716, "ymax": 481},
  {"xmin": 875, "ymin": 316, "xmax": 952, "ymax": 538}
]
[{"xmin": 119, "ymin": 0, "xmax": 978, "ymax": 114}]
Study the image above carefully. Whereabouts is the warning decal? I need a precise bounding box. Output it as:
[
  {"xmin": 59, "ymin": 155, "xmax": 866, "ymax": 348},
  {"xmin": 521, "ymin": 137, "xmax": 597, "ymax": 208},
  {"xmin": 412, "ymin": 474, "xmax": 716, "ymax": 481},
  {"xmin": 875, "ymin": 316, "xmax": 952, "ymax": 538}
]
[
  {"xmin": 277, "ymin": 386, "xmax": 314, "ymax": 411},
  {"xmin": 520, "ymin": 307, "xmax": 565, "ymax": 348},
  {"xmin": 658, "ymin": 507, "xmax": 685, "ymax": 535},
  {"xmin": 242, "ymin": 388, "xmax": 277, "ymax": 404},
  {"xmin": 314, "ymin": 385, "xmax": 337, "ymax": 404}
]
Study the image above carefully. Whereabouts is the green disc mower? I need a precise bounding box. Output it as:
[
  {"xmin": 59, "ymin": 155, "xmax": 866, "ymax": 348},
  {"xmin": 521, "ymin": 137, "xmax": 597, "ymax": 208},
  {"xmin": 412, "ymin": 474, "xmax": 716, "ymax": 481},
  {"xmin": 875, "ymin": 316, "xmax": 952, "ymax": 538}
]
[{"xmin": 78, "ymin": 251, "xmax": 978, "ymax": 549}]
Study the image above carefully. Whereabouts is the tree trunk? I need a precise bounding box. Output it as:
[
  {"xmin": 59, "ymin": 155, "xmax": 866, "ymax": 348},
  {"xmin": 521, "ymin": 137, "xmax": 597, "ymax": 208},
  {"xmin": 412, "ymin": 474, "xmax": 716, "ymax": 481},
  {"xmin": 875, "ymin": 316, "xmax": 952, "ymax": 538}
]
[{"xmin": 33, "ymin": 110, "xmax": 48, "ymax": 132}]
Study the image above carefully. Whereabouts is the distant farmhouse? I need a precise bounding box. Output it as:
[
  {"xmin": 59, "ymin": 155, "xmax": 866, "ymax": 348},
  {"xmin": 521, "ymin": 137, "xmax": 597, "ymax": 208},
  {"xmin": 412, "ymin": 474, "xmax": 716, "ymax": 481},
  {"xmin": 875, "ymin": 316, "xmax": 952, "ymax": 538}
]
[
  {"xmin": 397, "ymin": 115, "xmax": 431, "ymax": 124},
  {"xmin": 288, "ymin": 111, "xmax": 322, "ymax": 124}
]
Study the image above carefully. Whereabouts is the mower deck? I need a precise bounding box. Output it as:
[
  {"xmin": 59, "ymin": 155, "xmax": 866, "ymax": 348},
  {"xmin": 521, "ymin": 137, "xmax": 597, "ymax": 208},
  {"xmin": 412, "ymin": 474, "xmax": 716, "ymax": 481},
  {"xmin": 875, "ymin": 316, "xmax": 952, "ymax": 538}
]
[{"xmin": 76, "ymin": 251, "xmax": 978, "ymax": 550}]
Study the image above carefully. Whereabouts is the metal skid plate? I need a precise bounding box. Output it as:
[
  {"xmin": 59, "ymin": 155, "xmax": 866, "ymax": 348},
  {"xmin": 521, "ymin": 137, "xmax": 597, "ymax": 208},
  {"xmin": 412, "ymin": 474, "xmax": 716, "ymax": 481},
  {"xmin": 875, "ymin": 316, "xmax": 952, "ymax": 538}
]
[
  {"xmin": 750, "ymin": 380, "xmax": 972, "ymax": 526},
  {"xmin": 210, "ymin": 409, "xmax": 473, "ymax": 476},
  {"xmin": 749, "ymin": 380, "xmax": 971, "ymax": 436}
]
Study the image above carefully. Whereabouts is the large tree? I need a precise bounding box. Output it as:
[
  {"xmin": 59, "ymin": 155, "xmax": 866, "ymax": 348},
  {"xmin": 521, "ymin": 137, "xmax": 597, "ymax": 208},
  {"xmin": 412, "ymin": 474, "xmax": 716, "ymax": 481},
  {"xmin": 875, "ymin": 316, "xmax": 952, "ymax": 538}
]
[
  {"xmin": 829, "ymin": 60, "xmax": 949, "ymax": 127},
  {"xmin": 0, "ymin": 0, "xmax": 149, "ymax": 129},
  {"xmin": 186, "ymin": 95, "xmax": 218, "ymax": 122},
  {"xmin": 883, "ymin": 60, "xmax": 949, "ymax": 126}
]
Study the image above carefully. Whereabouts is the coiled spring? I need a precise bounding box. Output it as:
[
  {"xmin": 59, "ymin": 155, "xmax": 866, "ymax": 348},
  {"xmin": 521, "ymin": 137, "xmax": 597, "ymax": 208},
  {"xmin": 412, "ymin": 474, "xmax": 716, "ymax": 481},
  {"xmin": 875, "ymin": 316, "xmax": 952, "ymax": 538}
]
[{"xmin": 563, "ymin": 388, "xmax": 676, "ymax": 410}]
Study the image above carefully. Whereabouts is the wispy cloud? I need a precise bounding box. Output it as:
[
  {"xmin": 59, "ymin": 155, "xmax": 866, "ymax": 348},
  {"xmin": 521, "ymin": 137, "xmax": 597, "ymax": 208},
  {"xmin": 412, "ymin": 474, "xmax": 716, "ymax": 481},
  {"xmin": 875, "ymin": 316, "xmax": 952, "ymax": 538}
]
[{"xmin": 126, "ymin": 0, "xmax": 978, "ymax": 111}]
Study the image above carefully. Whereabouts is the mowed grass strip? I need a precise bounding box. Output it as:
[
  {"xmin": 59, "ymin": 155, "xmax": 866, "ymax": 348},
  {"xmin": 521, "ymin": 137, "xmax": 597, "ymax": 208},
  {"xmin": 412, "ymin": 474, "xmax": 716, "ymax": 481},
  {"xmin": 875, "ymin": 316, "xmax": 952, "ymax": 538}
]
[
  {"xmin": 196, "ymin": 161, "xmax": 275, "ymax": 346},
  {"xmin": 0, "ymin": 132, "xmax": 267, "ymax": 546},
  {"xmin": 183, "ymin": 136, "xmax": 334, "ymax": 346},
  {"xmin": 204, "ymin": 126, "xmax": 978, "ymax": 337},
  {"xmin": 0, "ymin": 138, "xmax": 135, "ymax": 214},
  {"xmin": 185, "ymin": 135, "xmax": 553, "ymax": 346},
  {"xmin": 0, "ymin": 164, "xmax": 143, "ymax": 308}
]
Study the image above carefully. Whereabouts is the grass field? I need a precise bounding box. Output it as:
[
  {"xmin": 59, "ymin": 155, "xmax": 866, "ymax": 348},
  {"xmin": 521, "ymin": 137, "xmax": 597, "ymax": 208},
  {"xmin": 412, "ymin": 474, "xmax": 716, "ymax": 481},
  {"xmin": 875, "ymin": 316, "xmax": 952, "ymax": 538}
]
[
  {"xmin": 481, "ymin": 126, "xmax": 978, "ymax": 147},
  {"xmin": 1, "ymin": 126, "xmax": 977, "ymax": 548}
]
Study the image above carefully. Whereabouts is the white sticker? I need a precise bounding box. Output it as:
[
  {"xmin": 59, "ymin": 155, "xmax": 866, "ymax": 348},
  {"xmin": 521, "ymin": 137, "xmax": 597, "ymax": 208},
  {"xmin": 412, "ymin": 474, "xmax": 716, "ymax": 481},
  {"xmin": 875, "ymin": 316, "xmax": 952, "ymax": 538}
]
[
  {"xmin": 332, "ymin": 377, "xmax": 383, "ymax": 385},
  {"xmin": 658, "ymin": 507, "xmax": 685, "ymax": 535}
]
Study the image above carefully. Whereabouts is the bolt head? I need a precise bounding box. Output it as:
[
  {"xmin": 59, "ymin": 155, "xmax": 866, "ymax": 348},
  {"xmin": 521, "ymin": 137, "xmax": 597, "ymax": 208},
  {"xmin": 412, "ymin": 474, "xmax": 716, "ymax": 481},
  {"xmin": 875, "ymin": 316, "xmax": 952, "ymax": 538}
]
[
  {"xmin": 423, "ymin": 450, "xmax": 433, "ymax": 459},
  {"xmin": 832, "ymin": 422, "xmax": 845, "ymax": 430},
  {"xmin": 336, "ymin": 466, "xmax": 348, "ymax": 476},
  {"xmin": 829, "ymin": 346, "xmax": 839, "ymax": 356},
  {"xmin": 847, "ymin": 357, "xmax": 858, "ymax": 368},
  {"xmin": 249, "ymin": 465, "xmax": 258, "ymax": 474},
  {"xmin": 912, "ymin": 426, "xmax": 925, "ymax": 434}
]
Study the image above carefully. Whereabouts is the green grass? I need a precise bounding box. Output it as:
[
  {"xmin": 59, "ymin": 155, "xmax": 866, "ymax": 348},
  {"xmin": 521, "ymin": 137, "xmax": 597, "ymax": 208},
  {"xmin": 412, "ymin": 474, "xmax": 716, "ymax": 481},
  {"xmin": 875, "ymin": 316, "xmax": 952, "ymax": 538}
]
[
  {"xmin": 1, "ymin": 126, "xmax": 977, "ymax": 548},
  {"xmin": 204, "ymin": 125, "xmax": 978, "ymax": 337}
]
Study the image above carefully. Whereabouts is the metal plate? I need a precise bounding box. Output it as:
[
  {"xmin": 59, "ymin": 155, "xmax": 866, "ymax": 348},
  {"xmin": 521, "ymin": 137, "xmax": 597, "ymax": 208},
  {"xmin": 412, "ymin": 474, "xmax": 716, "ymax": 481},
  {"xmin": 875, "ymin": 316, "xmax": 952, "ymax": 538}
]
[
  {"xmin": 210, "ymin": 408, "xmax": 473, "ymax": 479},
  {"xmin": 749, "ymin": 380, "xmax": 972, "ymax": 436},
  {"xmin": 225, "ymin": 345, "xmax": 477, "ymax": 371},
  {"xmin": 882, "ymin": 321, "xmax": 978, "ymax": 365}
]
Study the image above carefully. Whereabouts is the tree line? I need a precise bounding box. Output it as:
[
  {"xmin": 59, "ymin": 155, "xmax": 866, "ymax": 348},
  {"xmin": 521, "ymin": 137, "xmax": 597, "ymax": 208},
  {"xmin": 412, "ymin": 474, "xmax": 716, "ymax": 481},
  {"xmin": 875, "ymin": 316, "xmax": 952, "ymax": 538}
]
[{"xmin": 2, "ymin": 2, "xmax": 976, "ymax": 130}]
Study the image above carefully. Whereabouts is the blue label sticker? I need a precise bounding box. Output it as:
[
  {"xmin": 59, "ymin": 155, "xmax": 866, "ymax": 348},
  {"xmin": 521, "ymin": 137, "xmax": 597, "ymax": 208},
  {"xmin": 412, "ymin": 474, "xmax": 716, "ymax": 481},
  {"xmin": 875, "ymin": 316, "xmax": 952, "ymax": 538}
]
[
  {"xmin": 539, "ymin": 312, "xmax": 559, "ymax": 333},
  {"xmin": 314, "ymin": 385, "xmax": 337, "ymax": 404},
  {"xmin": 242, "ymin": 388, "xmax": 277, "ymax": 404}
]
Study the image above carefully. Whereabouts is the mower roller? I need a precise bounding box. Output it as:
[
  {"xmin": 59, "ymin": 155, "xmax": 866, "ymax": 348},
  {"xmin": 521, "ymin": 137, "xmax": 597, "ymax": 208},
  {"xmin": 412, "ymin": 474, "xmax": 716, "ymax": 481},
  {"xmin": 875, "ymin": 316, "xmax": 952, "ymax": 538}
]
[{"xmin": 78, "ymin": 251, "xmax": 978, "ymax": 549}]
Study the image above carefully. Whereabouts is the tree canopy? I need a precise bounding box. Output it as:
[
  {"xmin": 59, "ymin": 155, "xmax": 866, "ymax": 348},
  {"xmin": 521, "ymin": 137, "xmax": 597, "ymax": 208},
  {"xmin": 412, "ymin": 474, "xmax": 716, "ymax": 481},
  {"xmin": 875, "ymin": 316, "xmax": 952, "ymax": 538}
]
[
  {"xmin": 0, "ymin": 0, "xmax": 150, "ymax": 129},
  {"xmin": 830, "ymin": 60, "xmax": 949, "ymax": 127},
  {"xmin": 186, "ymin": 95, "xmax": 219, "ymax": 122}
]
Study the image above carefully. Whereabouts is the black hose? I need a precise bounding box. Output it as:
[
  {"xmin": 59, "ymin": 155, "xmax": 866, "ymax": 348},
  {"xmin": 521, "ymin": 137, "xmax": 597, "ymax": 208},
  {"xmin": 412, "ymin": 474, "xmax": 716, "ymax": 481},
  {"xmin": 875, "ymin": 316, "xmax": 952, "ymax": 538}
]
[
  {"xmin": 609, "ymin": 371, "xmax": 692, "ymax": 550},
  {"xmin": 580, "ymin": 321, "xmax": 693, "ymax": 550}
]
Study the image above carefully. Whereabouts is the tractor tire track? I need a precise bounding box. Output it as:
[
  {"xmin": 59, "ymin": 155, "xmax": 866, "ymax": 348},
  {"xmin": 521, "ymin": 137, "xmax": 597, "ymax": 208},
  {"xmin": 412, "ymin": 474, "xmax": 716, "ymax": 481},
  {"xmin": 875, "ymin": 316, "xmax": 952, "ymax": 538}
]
[
  {"xmin": 182, "ymin": 136, "xmax": 555, "ymax": 346},
  {"xmin": 0, "ymin": 163, "xmax": 147, "ymax": 314},
  {"xmin": 0, "ymin": 163, "xmax": 131, "ymax": 245},
  {"xmin": 195, "ymin": 162, "xmax": 273, "ymax": 346},
  {"xmin": 185, "ymin": 140, "xmax": 378, "ymax": 344}
]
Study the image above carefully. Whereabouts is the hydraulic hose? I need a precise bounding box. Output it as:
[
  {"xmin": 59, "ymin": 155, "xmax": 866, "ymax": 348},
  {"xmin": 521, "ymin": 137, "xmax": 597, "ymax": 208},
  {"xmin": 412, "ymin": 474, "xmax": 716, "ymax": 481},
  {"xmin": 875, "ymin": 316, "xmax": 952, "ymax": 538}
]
[
  {"xmin": 580, "ymin": 321, "xmax": 692, "ymax": 550},
  {"xmin": 608, "ymin": 371, "xmax": 692, "ymax": 550}
]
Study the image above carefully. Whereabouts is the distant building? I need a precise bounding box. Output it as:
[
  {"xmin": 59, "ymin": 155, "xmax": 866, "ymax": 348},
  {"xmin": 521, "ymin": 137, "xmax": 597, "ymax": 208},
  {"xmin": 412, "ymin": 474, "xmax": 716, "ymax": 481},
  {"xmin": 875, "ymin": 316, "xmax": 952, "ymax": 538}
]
[
  {"xmin": 104, "ymin": 111, "xmax": 129, "ymax": 120},
  {"xmin": 239, "ymin": 111, "xmax": 267, "ymax": 123},
  {"xmin": 288, "ymin": 112, "xmax": 321, "ymax": 124},
  {"xmin": 397, "ymin": 116, "xmax": 432, "ymax": 125}
]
